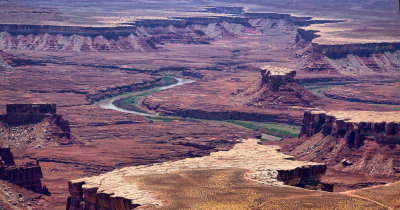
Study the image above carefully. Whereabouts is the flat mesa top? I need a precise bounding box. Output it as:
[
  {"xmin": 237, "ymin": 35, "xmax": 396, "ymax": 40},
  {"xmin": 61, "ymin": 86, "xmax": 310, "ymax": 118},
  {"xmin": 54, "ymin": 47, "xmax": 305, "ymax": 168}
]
[
  {"xmin": 312, "ymin": 110, "xmax": 400, "ymax": 123},
  {"xmin": 260, "ymin": 66, "xmax": 293, "ymax": 76},
  {"xmin": 70, "ymin": 139, "xmax": 323, "ymax": 207}
]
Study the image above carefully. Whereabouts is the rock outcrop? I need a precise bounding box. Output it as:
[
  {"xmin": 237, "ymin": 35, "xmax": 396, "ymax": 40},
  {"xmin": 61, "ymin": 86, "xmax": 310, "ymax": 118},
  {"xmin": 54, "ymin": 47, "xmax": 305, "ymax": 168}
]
[
  {"xmin": 66, "ymin": 139, "xmax": 326, "ymax": 210},
  {"xmin": 295, "ymin": 29, "xmax": 400, "ymax": 74},
  {"xmin": 0, "ymin": 148, "xmax": 45, "ymax": 193},
  {"xmin": 282, "ymin": 110, "xmax": 400, "ymax": 177},
  {"xmin": 235, "ymin": 66, "xmax": 319, "ymax": 107},
  {"xmin": 0, "ymin": 104, "xmax": 72, "ymax": 147},
  {"xmin": 299, "ymin": 111, "xmax": 400, "ymax": 148}
]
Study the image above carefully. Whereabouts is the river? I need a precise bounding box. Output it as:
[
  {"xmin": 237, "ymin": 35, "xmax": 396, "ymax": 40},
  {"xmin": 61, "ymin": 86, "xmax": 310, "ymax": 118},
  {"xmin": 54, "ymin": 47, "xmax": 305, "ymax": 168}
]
[{"xmin": 96, "ymin": 77, "xmax": 195, "ymax": 116}]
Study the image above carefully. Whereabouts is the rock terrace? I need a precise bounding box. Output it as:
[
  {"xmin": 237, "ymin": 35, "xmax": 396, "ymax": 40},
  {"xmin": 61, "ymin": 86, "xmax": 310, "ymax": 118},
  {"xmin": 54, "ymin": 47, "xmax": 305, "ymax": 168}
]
[
  {"xmin": 311, "ymin": 110, "xmax": 400, "ymax": 123},
  {"xmin": 67, "ymin": 139, "xmax": 326, "ymax": 209}
]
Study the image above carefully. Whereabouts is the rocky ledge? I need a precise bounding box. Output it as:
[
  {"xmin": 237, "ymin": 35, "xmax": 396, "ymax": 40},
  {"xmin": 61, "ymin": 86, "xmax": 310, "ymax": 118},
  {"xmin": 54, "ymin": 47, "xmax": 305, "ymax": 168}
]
[
  {"xmin": 282, "ymin": 110, "xmax": 400, "ymax": 177},
  {"xmin": 66, "ymin": 139, "xmax": 326, "ymax": 210},
  {"xmin": 0, "ymin": 148, "xmax": 46, "ymax": 193},
  {"xmin": 300, "ymin": 110, "xmax": 400, "ymax": 148}
]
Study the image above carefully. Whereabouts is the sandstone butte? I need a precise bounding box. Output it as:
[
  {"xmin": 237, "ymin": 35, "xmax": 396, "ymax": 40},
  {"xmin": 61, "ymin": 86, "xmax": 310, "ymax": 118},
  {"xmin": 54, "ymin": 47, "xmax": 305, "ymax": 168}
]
[
  {"xmin": 234, "ymin": 66, "xmax": 319, "ymax": 108},
  {"xmin": 66, "ymin": 139, "xmax": 326, "ymax": 210},
  {"xmin": 282, "ymin": 110, "xmax": 400, "ymax": 177}
]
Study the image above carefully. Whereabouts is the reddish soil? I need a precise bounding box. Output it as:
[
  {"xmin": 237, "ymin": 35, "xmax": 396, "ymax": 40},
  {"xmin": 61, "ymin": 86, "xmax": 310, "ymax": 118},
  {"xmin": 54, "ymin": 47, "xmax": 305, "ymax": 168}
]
[
  {"xmin": 325, "ymin": 82, "xmax": 400, "ymax": 105},
  {"xmin": 141, "ymin": 70, "xmax": 396, "ymax": 126},
  {"xmin": 0, "ymin": 1, "xmax": 399, "ymax": 209},
  {"xmin": 0, "ymin": 55, "xmax": 259, "ymax": 209},
  {"xmin": 142, "ymin": 71, "xmax": 307, "ymax": 124}
]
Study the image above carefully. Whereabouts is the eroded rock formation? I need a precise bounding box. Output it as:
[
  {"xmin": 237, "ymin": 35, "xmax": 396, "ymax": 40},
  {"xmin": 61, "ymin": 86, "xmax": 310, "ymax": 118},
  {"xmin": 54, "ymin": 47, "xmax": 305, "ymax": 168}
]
[
  {"xmin": 66, "ymin": 139, "xmax": 326, "ymax": 209},
  {"xmin": 235, "ymin": 66, "xmax": 319, "ymax": 107},
  {"xmin": 0, "ymin": 147, "xmax": 45, "ymax": 193},
  {"xmin": 281, "ymin": 110, "xmax": 400, "ymax": 177},
  {"xmin": 300, "ymin": 111, "xmax": 400, "ymax": 148},
  {"xmin": 295, "ymin": 29, "xmax": 400, "ymax": 74},
  {"xmin": 0, "ymin": 104, "xmax": 72, "ymax": 147}
]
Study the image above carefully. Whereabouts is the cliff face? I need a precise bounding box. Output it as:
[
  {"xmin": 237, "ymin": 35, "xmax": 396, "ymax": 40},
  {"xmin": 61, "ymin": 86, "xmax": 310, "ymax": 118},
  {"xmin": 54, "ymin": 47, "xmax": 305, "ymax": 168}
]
[
  {"xmin": 312, "ymin": 42, "xmax": 400, "ymax": 59},
  {"xmin": 0, "ymin": 13, "xmax": 306, "ymax": 53},
  {"xmin": 0, "ymin": 19, "xmax": 250, "ymax": 52},
  {"xmin": 0, "ymin": 163, "xmax": 44, "ymax": 192},
  {"xmin": 0, "ymin": 148, "xmax": 44, "ymax": 193},
  {"xmin": 282, "ymin": 110, "xmax": 400, "ymax": 177},
  {"xmin": 299, "ymin": 111, "xmax": 400, "ymax": 148},
  {"xmin": 295, "ymin": 29, "xmax": 400, "ymax": 74}
]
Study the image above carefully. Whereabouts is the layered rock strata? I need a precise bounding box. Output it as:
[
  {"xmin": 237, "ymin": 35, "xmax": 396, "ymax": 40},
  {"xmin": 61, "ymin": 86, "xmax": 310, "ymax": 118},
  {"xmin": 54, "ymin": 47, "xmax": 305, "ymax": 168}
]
[
  {"xmin": 66, "ymin": 139, "xmax": 326, "ymax": 210},
  {"xmin": 295, "ymin": 29, "xmax": 400, "ymax": 74},
  {"xmin": 0, "ymin": 148, "xmax": 44, "ymax": 193},
  {"xmin": 0, "ymin": 10, "xmax": 339, "ymax": 53},
  {"xmin": 282, "ymin": 110, "xmax": 400, "ymax": 177},
  {"xmin": 300, "ymin": 111, "xmax": 400, "ymax": 148}
]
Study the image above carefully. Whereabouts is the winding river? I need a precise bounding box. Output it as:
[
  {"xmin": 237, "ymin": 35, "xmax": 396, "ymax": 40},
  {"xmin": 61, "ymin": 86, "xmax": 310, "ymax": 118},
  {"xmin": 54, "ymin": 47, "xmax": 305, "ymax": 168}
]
[
  {"xmin": 96, "ymin": 77, "xmax": 195, "ymax": 116},
  {"xmin": 96, "ymin": 77, "xmax": 283, "ymax": 141}
]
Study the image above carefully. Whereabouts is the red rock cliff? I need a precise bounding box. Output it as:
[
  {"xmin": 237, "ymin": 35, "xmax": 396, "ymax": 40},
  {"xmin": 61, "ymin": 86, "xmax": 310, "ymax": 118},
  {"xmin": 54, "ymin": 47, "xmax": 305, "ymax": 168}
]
[
  {"xmin": 299, "ymin": 111, "xmax": 400, "ymax": 148},
  {"xmin": 0, "ymin": 148, "xmax": 45, "ymax": 193},
  {"xmin": 282, "ymin": 110, "xmax": 400, "ymax": 177}
]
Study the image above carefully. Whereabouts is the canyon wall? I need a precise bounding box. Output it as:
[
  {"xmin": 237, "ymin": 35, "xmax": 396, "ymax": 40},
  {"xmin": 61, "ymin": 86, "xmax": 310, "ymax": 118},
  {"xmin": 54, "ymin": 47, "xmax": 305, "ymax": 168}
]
[
  {"xmin": 299, "ymin": 111, "xmax": 400, "ymax": 148},
  {"xmin": 0, "ymin": 148, "xmax": 44, "ymax": 193},
  {"xmin": 0, "ymin": 17, "xmax": 253, "ymax": 52},
  {"xmin": 295, "ymin": 29, "xmax": 400, "ymax": 74},
  {"xmin": 282, "ymin": 110, "xmax": 400, "ymax": 177},
  {"xmin": 0, "ymin": 12, "xmax": 309, "ymax": 53}
]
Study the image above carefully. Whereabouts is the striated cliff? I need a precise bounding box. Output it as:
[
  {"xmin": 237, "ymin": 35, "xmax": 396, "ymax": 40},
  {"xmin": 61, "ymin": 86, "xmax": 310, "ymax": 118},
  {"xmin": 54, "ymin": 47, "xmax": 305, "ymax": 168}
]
[
  {"xmin": 66, "ymin": 139, "xmax": 327, "ymax": 209},
  {"xmin": 0, "ymin": 148, "xmax": 45, "ymax": 193},
  {"xmin": 295, "ymin": 29, "xmax": 400, "ymax": 74},
  {"xmin": 299, "ymin": 111, "xmax": 400, "ymax": 148},
  {"xmin": 0, "ymin": 16, "xmax": 253, "ymax": 52},
  {"xmin": 282, "ymin": 110, "xmax": 400, "ymax": 177},
  {"xmin": 0, "ymin": 11, "xmax": 328, "ymax": 53}
]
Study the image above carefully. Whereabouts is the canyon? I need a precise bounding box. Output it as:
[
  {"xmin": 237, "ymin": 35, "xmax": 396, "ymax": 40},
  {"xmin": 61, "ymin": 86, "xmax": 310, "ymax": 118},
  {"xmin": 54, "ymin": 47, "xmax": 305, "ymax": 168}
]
[{"xmin": 0, "ymin": 1, "xmax": 399, "ymax": 209}]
